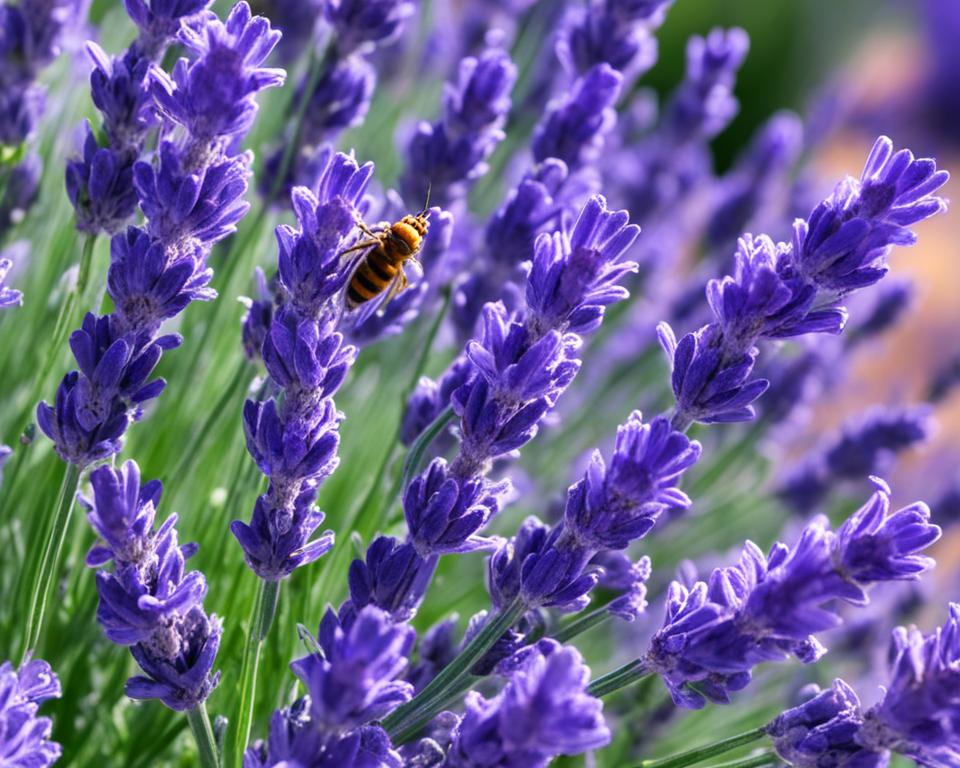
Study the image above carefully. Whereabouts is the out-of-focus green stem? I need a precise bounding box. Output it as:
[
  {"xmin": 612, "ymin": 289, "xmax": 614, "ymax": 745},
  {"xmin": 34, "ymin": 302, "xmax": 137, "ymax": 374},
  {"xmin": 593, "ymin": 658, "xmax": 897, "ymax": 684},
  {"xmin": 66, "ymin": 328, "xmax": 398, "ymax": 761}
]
[
  {"xmin": 587, "ymin": 658, "xmax": 650, "ymax": 698},
  {"xmin": 636, "ymin": 728, "xmax": 770, "ymax": 768},
  {"xmin": 695, "ymin": 752, "xmax": 780, "ymax": 768},
  {"xmin": 19, "ymin": 461, "xmax": 81, "ymax": 661}
]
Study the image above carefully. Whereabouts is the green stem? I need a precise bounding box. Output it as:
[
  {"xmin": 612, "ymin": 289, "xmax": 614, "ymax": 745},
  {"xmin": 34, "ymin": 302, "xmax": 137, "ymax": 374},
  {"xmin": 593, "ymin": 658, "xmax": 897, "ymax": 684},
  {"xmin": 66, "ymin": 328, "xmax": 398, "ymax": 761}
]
[
  {"xmin": 383, "ymin": 598, "xmax": 526, "ymax": 741},
  {"xmin": 166, "ymin": 359, "xmax": 250, "ymax": 485},
  {"xmin": 636, "ymin": 727, "xmax": 769, "ymax": 768},
  {"xmin": 20, "ymin": 461, "xmax": 81, "ymax": 661},
  {"xmin": 187, "ymin": 703, "xmax": 221, "ymax": 768},
  {"xmin": 698, "ymin": 751, "xmax": 780, "ymax": 768},
  {"xmin": 587, "ymin": 658, "xmax": 650, "ymax": 698},
  {"xmin": 552, "ymin": 605, "xmax": 611, "ymax": 644},
  {"xmin": 231, "ymin": 579, "xmax": 281, "ymax": 767},
  {"xmin": 401, "ymin": 404, "xmax": 455, "ymax": 493}
]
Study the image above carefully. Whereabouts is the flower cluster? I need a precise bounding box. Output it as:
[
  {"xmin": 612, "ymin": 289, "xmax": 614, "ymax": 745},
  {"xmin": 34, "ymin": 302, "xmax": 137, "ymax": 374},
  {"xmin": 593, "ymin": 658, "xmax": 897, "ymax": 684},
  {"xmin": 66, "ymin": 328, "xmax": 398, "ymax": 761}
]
[
  {"xmin": 0, "ymin": 0, "xmax": 84, "ymax": 234},
  {"xmin": 778, "ymin": 404, "xmax": 933, "ymax": 512},
  {"xmin": 41, "ymin": 2, "xmax": 284, "ymax": 468},
  {"xmin": 260, "ymin": 0, "xmax": 414, "ymax": 198},
  {"xmin": 644, "ymin": 479, "xmax": 940, "ymax": 708},
  {"xmin": 659, "ymin": 137, "xmax": 948, "ymax": 428},
  {"xmin": 766, "ymin": 602, "xmax": 960, "ymax": 767},
  {"xmin": 446, "ymin": 640, "xmax": 610, "ymax": 768},
  {"xmin": 399, "ymin": 47, "xmax": 517, "ymax": 210},
  {"xmin": 82, "ymin": 461, "xmax": 221, "ymax": 711},
  {"xmin": 244, "ymin": 605, "xmax": 411, "ymax": 765},
  {"xmin": 0, "ymin": 657, "xmax": 62, "ymax": 766},
  {"xmin": 489, "ymin": 412, "xmax": 700, "ymax": 614},
  {"xmin": 65, "ymin": 0, "xmax": 212, "ymax": 235},
  {"xmin": 232, "ymin": 151, "xmax": 372, "ymax": 581}
]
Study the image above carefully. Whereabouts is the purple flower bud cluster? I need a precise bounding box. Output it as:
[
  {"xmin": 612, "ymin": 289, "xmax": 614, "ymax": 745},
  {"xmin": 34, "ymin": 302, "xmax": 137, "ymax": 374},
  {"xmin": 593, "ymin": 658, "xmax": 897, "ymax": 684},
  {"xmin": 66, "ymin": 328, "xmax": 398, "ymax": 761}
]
[
  {"xmin": 65, "ymin": 1, "xmax": 213, "ymax": 235},
  {"xmin": 260, "ymin": 0, "xmax": 414, "ymax": 198},
  {"xmin": 0, "ymin": 657, "xmax": 62, "ymax": 766},
  {"xmin": 0, "ymin": 0, "xmax": 83, "ymax": 234},
  {"xmin": 251, "ymin": 0, "xmax": 322, "ymax": 63},
  {"xmin": 533, "ymin": 63, "xmax": 622, "ymax": 172},
  {"xmin": 658, "ymin": 137, "xmax": 948, "ymax": 429},
  {"xmin": 82, "ymin": 461, "xmax": 221, "ymax": 712},
  {"xmin": 488, "ymin": 413, "xmax": 699, "ymax": 615},
  {"xmin": 607, "ymin": 26, "xmax": 749, "ymax": 233},
  {"xmin": 41, "ymin": 2, "xmax": 284, "ymax": 469},
  {"xmin": 645, "ymin": 479, "xmax": 940, "ymax": 708},
  {"xmin": 705, "ymin": 111, "xmax": 804, "ymax": 252},
  {"xmin": 244, "ymin": 605, "xmax": 411, "ymax": 766},
  {"xmin": 557, "ymin": 0, "xmax": 673, "ymax": 86},
  {"xmin": 400, "ymin": 47, "xmax": 517, "ymax": 210},
  {"xmin": 778, "ymin": 404, "xmax": 932, "ymax": 512},
  {"xmin": 766, "ymin": 602, "xmax": 960, "ymax": 767},
  {"xmin": 446, "ymin": 640, "xmax": 610, "ymax": 768},
  {"xmin": 232, "ymin": 151, "xmax": 374, "ymax": 581}
]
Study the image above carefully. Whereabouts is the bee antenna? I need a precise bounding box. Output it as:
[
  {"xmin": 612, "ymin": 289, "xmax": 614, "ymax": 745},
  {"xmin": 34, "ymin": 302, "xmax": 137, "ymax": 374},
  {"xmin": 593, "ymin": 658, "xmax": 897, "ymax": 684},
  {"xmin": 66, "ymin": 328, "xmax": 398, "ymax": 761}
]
[{"xmin": 419, "ymin": 182, "xmax": 432, "ymax": 217}]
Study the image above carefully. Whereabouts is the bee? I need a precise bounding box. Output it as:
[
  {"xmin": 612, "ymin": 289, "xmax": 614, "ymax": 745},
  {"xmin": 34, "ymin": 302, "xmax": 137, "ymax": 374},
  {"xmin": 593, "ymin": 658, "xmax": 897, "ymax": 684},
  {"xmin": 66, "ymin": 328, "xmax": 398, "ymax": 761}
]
[{"xmin": 341, "ymin": 191, "xmax": 432, "ymax": 320}]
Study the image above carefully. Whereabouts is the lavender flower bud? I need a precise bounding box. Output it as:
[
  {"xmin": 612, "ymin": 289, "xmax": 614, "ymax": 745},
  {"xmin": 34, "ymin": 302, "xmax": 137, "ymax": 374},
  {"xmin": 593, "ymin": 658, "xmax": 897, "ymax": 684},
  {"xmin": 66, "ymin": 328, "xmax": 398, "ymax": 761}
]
[
  {"xmin": 532, "ymin": 63, "xmax": 622, "ymax": 170},
  {"xmin": 0, "ymin": 152, "xmax": 42, "ymax": 235},
  {"xmin": 860, "ymin": 603, "xmax": 960, "ymax": 765},
  {"xmin": 82, "ymin": 461, "xmax": 221, "ymax": 711},
  {"xmin": 151, "ymin": 2, "xmax": 285, "ymax": 151},
  {"xmin": 557, "ymin": 0, "xmax": 671, "ymax": 81},
  {"xmin": 778, "ymin": 406, "xmax": 932, "ymax": 511},
  {"xmin": 125, "ymin": 0, "xmax": 212, "ymax": 59},
  {"xmin": 65, "ymin": 124, "xmax": 140, "ymax": 235},
  {"xmin": 447, "ymin": 640, "xmax": 609, "ymax": 767},
  {"xmin": 345, "ymin": 536, "xmax": 436, "ymax": 622},
  {"xmin": 846, "ymin": 278, "xmax": 913, "ymax": 345},
  {"xmin": 324, "ymin": 0, "xmax": 415, "ymax": 56},
  {"xmin": 0, "ymin": 658, "xmax": 62, "ymax": 767},
  {"xmin": 665, "ymin": 27, "xmax": 748, "ymax": 142},
  {"xmin": 766, "ymin": 680, "xmax": 888, "ymax": 768},
  {"xmin": 400, "ymin": 47, "xmax": 517, "ymax": 209},
  {"xmin": 86, "ymin": 44, "xmax": 156, "ymax": 151},
  {"xmin": 646, "ymin": 480, "xmax": 940, "ymax": 709},
  {"xmin": 239, "ymin": 267, "xmax": 275, "ymax": 363},
  {"xmin": 563, "ymin": 413, "xmax": 701, "ymax": 551},
  {"xmin": 251, "ymin": 0, "xmax": 322, "ymax": 64},
  {"xmin": 291, "ymin": 606, "xmax": 415, "ymax": 729}
]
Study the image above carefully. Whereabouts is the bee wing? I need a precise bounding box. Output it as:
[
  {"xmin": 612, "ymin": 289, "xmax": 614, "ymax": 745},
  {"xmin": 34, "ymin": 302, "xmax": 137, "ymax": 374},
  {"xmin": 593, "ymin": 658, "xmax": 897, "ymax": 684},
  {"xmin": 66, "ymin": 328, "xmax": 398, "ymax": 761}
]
[{"xmin": 348, "ymin": 271, "xmax": 406, "ymax": 327}]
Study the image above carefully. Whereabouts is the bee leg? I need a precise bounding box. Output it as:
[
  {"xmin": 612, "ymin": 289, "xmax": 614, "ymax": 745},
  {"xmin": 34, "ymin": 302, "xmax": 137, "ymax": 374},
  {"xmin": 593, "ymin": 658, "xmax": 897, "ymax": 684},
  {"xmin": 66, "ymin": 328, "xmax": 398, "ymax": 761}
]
[{"xmin": 338, "ymin": 238, "xmax": 380, "ymax": 257}]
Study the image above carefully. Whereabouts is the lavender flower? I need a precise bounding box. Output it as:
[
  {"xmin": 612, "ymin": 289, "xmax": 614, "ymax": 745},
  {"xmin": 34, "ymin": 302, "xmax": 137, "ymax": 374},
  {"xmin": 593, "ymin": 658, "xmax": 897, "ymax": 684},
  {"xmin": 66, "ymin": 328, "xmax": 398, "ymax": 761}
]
[
  {"xmin": 532, "ymin": 63, "xmax": 622, "ymax": 171},
  {"xmin": 250, "ymin": 0, "xmax": 322, "ymax": 63},
  {"xmin": 43, "ymin": 2, "xmax": 284, "ymax": 468},
  {"xmin": 125, "ymin": 0, "xmax": 212, "ymax": 59},
  {"xmin": 778, "ymin": 405, "xmax": 932, "ymax": 512},
  {"xmin": 659, "ymin": 137, "xmax": 948, "ymax": 429},
  {"xmin": 66, "ymin": 124, "xmax": 140, "ymax": 235},
  {"xmin": 860, "ymin": 603, "xmax": 960, "ymax": 765},
  {"xmin": 82, "ymin": 461, "xmax": 221, "ymax": 711},
  {"xmin": 232, "ymin": 152, "xmax": 373, "ymax": 581},
  {"xmin": 151, "ymin": 3, "xmax": 285, "ymax": 152},
  {"xmin": 0, "ymin": 152, "xmax": 42, "ymax": 234},
  {"xmin": 644, "ymin": 480, "xmax": 940, "ymax": 708},
  {"xmin": 556, "ymin": 0, "xmax": 672, "ymax": 84},
  {"xmin": 291, "ymin": 606, "xmax": 415, "ymax": 729},
  {"xmin": 766, "ymin": 680, "xmax": 888, "ymax": 768},
  {"xmin": 447, "ymin": 640, "xmax": 609, "ymax": 767},
  {"xmin": 325, "ymin": 0, "xmax": 414, "ymax": 56},
  {"xmin": 0, "ymin": 658, "xmax": 62, "ymax": 767},
  {"xmin": 488, "ymin": 412, "xmax": 698, "ymax": 614},
  {"xmin": 245, "ymin": 606, "xmax": 410, "ymax": 766},
  {"xmin": 400, "ymin": 47, "xmax": 517, "ymax": 209}
]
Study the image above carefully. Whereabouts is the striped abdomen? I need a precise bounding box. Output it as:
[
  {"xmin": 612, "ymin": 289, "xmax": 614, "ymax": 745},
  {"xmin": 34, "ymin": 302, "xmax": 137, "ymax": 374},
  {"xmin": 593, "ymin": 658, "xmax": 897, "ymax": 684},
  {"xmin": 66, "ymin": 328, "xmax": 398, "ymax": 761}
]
[{"xmin": 347, "ymin": 243, "xmax": 401, "ymax": 307}]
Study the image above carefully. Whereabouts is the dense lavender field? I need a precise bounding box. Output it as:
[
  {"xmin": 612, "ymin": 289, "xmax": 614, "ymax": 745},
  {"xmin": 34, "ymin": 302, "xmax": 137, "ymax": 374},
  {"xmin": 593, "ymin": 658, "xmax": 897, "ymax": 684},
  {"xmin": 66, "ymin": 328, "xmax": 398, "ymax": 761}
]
[{"xmin": 1, "ymin": 0, "xmax": 958, "ymax": 766}]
